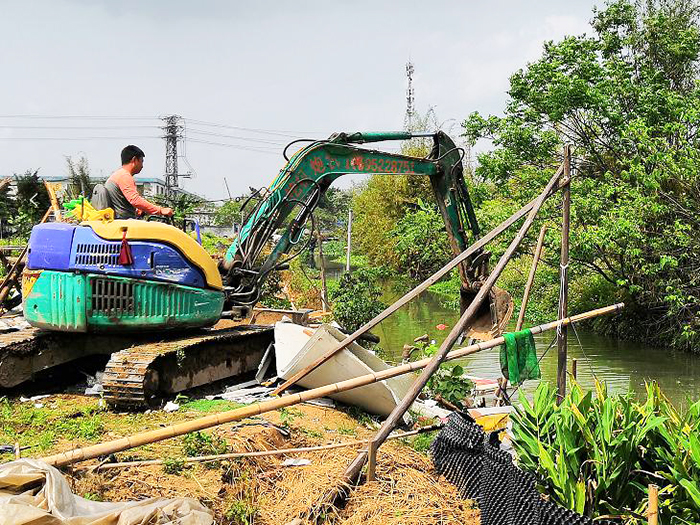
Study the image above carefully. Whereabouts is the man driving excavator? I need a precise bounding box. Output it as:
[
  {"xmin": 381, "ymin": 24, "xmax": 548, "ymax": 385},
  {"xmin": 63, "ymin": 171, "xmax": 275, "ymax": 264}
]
[{"xmin": 95, "ymin": 145, "xmax": 174, "ymax": 219}]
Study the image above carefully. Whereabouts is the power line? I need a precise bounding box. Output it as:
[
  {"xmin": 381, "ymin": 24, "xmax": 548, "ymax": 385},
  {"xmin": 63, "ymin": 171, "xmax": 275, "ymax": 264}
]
[
  {"xmin": 0, "ymin": 115, "xmax": 159, "ymax": 120},
  {"xmin": 0, "ymin": 125, "xmax": 161, "ymax": 130},
  {"xmin": 0, "ymin": 136, "xmax": 161, "ymax": 141},
  {"xmin": 184, "ymin": 117, "xmax": 322, "ymax": 138},
  {"xmin": 187, "ymin": 128, "xmax": 287, "ymax": 146},
  {"xmin": 187, "ymin": 138, "xmax": 281, "ymax": 155}
]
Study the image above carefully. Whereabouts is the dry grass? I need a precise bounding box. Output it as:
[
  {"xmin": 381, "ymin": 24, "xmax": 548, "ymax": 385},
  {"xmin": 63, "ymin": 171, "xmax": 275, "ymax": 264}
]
[
  {"xmin": 338, "ymin": 445, "xmax": 480, "ymax": 525},
  {"xmin": 7, "ymin": 395, "xmax": 479, "ymax": 524}
]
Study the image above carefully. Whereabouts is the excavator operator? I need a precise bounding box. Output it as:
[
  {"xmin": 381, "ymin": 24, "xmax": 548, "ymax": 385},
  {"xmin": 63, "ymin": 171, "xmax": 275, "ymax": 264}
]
[{"xmin": 101, "ymin": 145, "xmax": 174, "ymax": 220}]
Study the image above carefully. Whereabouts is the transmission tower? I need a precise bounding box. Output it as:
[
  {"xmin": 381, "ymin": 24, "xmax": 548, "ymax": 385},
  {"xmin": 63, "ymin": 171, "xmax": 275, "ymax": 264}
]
[
  {"xmin": 161, "ymin": 115, "xmax": 191, "ymax": 196},
  {"xmin": 404, "ymin": 61, "xmax": 415, "ymax": 130}
]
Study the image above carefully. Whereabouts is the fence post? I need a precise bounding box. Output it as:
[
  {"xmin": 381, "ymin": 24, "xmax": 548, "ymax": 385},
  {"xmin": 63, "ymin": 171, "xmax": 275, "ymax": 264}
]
[{"xmin": 648, "ymin": 484, "xmax": 659, "ymax": 525}]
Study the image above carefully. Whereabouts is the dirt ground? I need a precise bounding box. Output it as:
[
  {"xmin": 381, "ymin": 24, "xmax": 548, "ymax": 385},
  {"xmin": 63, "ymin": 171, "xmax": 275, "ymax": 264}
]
[{"xmin": 2, "ymin": 394, "xmax": 479, "ymax": 524}]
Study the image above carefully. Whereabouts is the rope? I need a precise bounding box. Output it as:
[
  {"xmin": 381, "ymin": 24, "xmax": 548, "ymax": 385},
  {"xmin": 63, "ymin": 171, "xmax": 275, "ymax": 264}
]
[
  {"xmin": 556, "ymin": 262, "xmax": 569, "ymax": 338},
  {"xmin": 569, "ymin": 320, "xmax": 600, "ymax": 383}
]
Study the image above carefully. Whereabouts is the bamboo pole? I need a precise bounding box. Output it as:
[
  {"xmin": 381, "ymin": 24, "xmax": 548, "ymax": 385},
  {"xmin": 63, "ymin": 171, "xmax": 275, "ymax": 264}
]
[
  {"xmin": 360, "ymin": 163, "xmax": 564, "ymax": 482},
  {"xmin": 88, "ymin": 424, "xmax": 443, "ymax": 472},
  {"xmin": 516, "ymin": 224, "xmax": 547, "ymax": 331},
  {"xmin": 557, "ymin": 145, "xmax": 572, "ymax": 403},
  {"xmin": 345, "ymin": 209, "xmax": 353, "ymax": 273},
  {"xmin": 271, "ymin": 176, "xmax": 563, "ymax": 397},
  {"xmin": 39, "ymin": 303, "xmax": 623, "ymax": 467},
  {"xmin": 648, "ymin": 484, "xmax": 659, "ymax": 525},
  {"xmin": 0, "ymin": 207, "xmax": 53, "ymax": 306}
]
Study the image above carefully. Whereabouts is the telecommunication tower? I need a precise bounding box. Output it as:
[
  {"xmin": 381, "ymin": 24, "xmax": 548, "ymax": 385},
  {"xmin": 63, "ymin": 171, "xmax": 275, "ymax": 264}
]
[
  {"xmin": 404, "ymin": 61, "xmax": 415, "ymax": 130},
  {"xmin": 161, "ymin": 115, "xmax": 191, "ymax": 195}
]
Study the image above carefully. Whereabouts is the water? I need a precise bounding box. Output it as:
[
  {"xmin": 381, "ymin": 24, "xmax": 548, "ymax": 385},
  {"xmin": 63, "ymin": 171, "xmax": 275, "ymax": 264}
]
[
  {"xmin": 372, "ymin": 282, "xmax": 700, "ymax": 409},
  {"xmin": 317, "ymin": 257, "xmax": 700, "ymax": 408}
]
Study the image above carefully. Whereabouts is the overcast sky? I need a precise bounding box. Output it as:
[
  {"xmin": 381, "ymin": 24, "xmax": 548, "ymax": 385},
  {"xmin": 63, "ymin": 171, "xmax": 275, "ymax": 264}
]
[{"xmin": 0, "ymin": 1, "xmax": 600, "ymax": 199}]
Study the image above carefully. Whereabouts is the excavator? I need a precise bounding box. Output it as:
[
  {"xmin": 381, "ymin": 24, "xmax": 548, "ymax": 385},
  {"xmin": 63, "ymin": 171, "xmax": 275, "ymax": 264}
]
[{"xmin": 14, "ymin": 131, "xmax": 512, "ymax": 407}]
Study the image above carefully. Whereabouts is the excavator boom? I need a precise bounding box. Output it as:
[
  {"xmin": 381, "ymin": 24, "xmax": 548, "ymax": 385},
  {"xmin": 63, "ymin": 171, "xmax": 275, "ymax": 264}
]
[{"xmin": 224, "ymin": 131, "xmax": 483, "ymax": 309}]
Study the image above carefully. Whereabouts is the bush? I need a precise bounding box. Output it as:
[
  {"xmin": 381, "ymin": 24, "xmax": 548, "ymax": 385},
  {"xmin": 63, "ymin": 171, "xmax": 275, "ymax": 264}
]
[
  {"xmin": 328, "ymin": 268, "xmax": 386, "ymax": 332},
  {"xmin": 390, "ymin": 201, "xmax": 452, "ymax": 281}
]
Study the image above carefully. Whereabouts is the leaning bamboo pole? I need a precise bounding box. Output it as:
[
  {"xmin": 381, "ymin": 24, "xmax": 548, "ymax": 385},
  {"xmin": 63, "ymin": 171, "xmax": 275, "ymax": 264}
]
[
  {"xmin": 40, "ymin": 303, "xmax": 623, "ymax": 468},
  {"xmin": 87, "ymin": 423, "xmax": 444, "ymax": 472},
  {"xmin": 516, "ymin": 224, "xmax": 547, "ymax": 331},
  {"xmin": 358, "ymin": 162, "xmax": 565, "ymax": 482},
  {"xmin": 272, "ymin": 171, "xmax": 564, "ymax": 397}
]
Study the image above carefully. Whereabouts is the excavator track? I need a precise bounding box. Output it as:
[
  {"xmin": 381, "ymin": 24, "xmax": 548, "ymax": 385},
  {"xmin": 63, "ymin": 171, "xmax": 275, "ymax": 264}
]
[
  {"xmin": 0, "ymin": 327, "xmax": 158, "ymax": 390},
  {"xmin": 102, "ymin": 325, "xmax": 274, "ymax": 409}
]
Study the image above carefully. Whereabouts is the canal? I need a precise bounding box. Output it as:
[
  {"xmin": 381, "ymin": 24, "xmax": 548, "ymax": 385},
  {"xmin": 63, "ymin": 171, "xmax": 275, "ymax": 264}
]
[{"xmin": 321, "ymin": 259, "xmax": 700, "ymax": 409}]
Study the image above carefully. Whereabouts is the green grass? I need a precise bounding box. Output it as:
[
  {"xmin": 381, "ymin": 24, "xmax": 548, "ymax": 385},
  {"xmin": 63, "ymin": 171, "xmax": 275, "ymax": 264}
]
[
  {"xmin": 409, "ymin": 431, "xmax": 438, "ymax": 454},
  {"xmin": 0, "ymin": 397, "xmax": 105, "ymax": 461},
  {"xmin": 179, "ymin": 399, "xmax": 246, "ymax": 412}
]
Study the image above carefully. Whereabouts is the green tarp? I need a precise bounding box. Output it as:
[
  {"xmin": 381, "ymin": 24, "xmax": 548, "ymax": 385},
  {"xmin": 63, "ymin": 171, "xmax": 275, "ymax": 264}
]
[{"xmin": 499, "ymin": 329, "xmax": 540, "ymax": 385}]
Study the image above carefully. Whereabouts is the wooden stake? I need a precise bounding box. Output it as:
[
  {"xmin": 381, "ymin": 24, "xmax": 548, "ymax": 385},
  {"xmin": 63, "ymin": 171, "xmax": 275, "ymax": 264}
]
[
  {"xmin": 344, "ymin": 164, "xmax": 565, "ymax": 482},
  {"xmin": 316, "ymin": 226, "xmax": 330, "ymax": 311},
  {"xmin": 557, "ymin": 145, "xmax": 571, "ymax": 404},
  {"xmin": 39, "ymin": 303, "xmax": 623, "ymax": 467},
  {"xmin": 366, "ymin": 439, "xmax": 378, "ymax": 481},
  {"xmin": 648, "ymin": 484, "xmax": 659, "ymax": 525},
  {"xmin": 572, "ymin": 358, "xmax": 578, "ymax": 381},
  {"xmin": 44, "ymin": 181, "xmax": 62, "ymax": 222},
  {"xmin": 271, "ymin": 178, "xmax": 564, "ymax": 397},
  {"xmin": 516, "ymin": 224, "xmax": 547, "ymax": 331}
]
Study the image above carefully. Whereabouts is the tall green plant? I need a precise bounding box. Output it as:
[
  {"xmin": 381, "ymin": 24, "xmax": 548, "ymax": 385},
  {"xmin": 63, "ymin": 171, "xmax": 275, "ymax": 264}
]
[{"xmin": 513, "ymin": 381, "xmax": 700, "ymax": 523}]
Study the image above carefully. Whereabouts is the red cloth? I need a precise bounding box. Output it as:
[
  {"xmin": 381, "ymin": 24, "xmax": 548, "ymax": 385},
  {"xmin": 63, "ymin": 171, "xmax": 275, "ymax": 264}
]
[{"xmin": 107, "ymin": 168, "xmax": 161, "ymax": 216}]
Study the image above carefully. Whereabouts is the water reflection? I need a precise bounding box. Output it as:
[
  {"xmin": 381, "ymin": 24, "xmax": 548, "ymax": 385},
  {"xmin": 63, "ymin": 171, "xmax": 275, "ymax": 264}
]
[{"xmin": 372, "ymin": 278, "xmax": 700, "ymax": 409}]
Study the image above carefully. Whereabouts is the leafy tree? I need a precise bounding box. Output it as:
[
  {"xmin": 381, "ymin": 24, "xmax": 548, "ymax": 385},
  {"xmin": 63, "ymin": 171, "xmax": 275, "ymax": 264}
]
[
  {"xmin": 12, "ymin": 170, "xmax": 50, "ymax": 235},
  {"xmin": 390, "ymin": 200, "xmax": 451, "ymax": 280},
  {"xmin": 313, "ymin": 187, "xmax": 351, "ymax": 233},
  {"xmin": 352, "ymin": 107, "xmax": 475, "ymax": 276},
  {"xmin": 214, "ymin": 199, "xmax": 243, "ymax": 227},
  {"xmin": 65, "ymin": 155, "xmax": 94, "ymax": 199},
  {"xmin": 464, "ymin": 0, "xmax": 700, "ymax": 351}
]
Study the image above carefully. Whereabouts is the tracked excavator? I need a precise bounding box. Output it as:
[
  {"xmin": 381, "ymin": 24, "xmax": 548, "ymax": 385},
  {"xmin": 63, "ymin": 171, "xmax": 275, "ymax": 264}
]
[{"xmin": 13, "ymin": 131, "xmax": 512, "ymax": 407}]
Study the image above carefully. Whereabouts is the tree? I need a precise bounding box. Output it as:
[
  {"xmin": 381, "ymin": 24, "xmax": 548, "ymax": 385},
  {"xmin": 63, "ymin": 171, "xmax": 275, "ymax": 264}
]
[
  {"xmin": 65, "ymin": 156, "xmax": 94, "ymax": 199},
  {"xmin": 352, "ymin": 108, "xmax": 448, "ymax": 269},
  {"xmin": 13, "ymin": 170, "xmax": 50, "ymax": 236},
  {"xmin": 464, "ymin": 0, "xmax": 700, "ymax": 350}
]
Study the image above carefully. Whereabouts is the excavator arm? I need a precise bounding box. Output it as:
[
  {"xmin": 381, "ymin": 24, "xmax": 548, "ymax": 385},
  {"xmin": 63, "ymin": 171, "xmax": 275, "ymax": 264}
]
[{"xmin": 223, "ymin": 131, "xmax": 486, "ymax": 313}]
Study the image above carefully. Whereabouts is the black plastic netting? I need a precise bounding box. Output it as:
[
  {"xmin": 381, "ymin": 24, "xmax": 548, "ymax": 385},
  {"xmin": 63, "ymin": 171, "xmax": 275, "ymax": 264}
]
[{"xmin": 430, "ymin": 412, "xmax": 618, "ymax": 525}]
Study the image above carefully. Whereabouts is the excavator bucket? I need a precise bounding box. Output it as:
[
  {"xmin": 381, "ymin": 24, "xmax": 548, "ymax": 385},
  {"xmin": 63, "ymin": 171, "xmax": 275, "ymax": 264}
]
[{"xmin": 462, "ymin": 286, "xmax": 514, "ymax": 342}]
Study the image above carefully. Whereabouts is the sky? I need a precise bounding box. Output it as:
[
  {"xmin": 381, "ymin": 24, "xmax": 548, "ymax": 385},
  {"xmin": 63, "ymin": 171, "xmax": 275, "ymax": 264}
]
[{"xmin": 0, "ymin": 1, "xmax": 600, "ymax": 200}]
